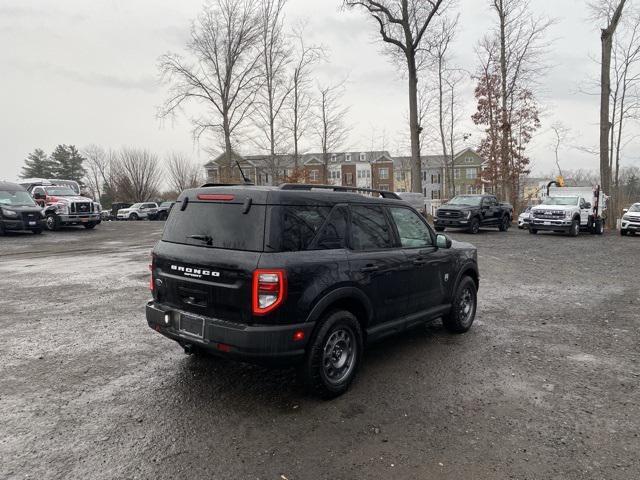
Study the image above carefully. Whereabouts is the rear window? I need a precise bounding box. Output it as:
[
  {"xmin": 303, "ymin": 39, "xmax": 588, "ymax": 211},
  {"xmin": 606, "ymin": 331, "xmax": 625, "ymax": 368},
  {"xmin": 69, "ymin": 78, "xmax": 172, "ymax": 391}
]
[
  {"xmin": 267, "ymin": 205, "xmax": 348, "ymax": 252},
  {"xmin": 162, "ymin": 202, "xmax": 266, "ymax": 251}
]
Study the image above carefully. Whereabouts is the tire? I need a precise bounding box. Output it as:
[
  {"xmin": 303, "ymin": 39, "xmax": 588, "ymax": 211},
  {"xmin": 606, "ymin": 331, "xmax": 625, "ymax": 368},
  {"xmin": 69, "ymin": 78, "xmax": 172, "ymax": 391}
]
[
  {"xmin": 0, "ymin": 222, "xmax": 5, "ymax": 236},
  {"xmin": 84, "ymin": 222, "xmax": 96, "ymax": 229},
  {"xmin": 594, "ymin": 219, "xmax": 604, "ymax": 235},
  {"xmin": 300, "ymin": 310, "xmax": 363, "ymax": 399},
  {"xmin": 498, "ymin": 215, "xmax": 510, "ymax": 232},
  {"xmin": 443, "ymin": 276, "xmax": 477, "ymax": 334},
  {"xmin": 45, "ymin": 213, "xmax": 61, "ymax": 231},
  {"xmin": 435, "ymin": 226, "xmax": 445, "ymax": 232},
  {"xmin": 568, "ymin": 219, "xmax": 579, "ymax": 237},
  {"xmin": 468, "ymin": 217, "xmax": 480, "ymax": 234},
  {"xmin": 620, "ymin": 229, "xmax": 628, "ymax": 236},
  {"xmin": 529, "ymin": 228, "xmax": 538, "ymax": 234},
  {"xmin": 130, "ymin": 213, "xmax": 139, "ymax": 221},
  {"xmin": 31, "ymin": 228, "xmax": 42, "ymax": 235}
]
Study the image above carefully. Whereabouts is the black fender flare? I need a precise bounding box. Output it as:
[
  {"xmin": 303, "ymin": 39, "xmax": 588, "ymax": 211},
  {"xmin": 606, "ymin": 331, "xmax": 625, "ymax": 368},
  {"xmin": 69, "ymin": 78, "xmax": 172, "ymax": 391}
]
[
  {"xmin": 305, "ymin": 286, "xmax": 374, "ymax": 327},
  {"xmin": 450, "ymin": 261, "xmax": 480, "ymax": 302},
  {"xmin": 43, "ymin": 206, "xmax": 57, "ymax": 216}
]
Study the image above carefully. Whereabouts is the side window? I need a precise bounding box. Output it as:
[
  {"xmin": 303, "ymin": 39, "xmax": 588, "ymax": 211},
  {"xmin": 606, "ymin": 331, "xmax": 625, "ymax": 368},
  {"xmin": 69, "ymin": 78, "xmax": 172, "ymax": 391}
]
[
  {"xmin": 279, "ymin": 206, "xmax": 331, "ymax": 252},
  {"xmin": 488, "ymin": 197, "xmax": 498, "ymax": 207},
  {"xmin": 579, "ymin": 198, "xmax": 587, "ymax": 209},
  {"xmin": 389, "ymin": 207, "xmax": 433, "ymax": 248},
  {"xmin": 312, "ymin": 206, "xmax": 348, "ymax": 250},
  {"xmin": 350, "ymin": 205, "xmax": 393, "ymax": 250},
  {"xmin": 33, "ymin": 187, "xmax": 44, "ymax": 196}
]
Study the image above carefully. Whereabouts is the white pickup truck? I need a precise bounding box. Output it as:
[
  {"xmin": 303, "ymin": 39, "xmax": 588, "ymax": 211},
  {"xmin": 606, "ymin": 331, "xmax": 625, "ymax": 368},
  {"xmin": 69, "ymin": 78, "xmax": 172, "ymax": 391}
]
[{"xmin": 529, "ymin": 186, "xmax": 606, "ymax": 237}]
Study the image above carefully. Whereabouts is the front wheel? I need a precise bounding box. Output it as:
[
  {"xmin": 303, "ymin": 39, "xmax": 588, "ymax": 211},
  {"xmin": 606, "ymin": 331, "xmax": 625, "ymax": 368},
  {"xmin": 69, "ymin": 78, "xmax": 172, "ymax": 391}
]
[
  {"xmin": 443, "ymin": 276, "xmax": 477, "ymax": 334},
  {"xmin": 568, "ymin": 219, "xmax": 579, "ymax": 237},
  {"xmin": 468, "ymin": 217, "xmax": 480, "ymax": 234},
  {"xmin": 300, "ymin": 310, "xmax": 363, "ymax": 399},
  {"xmin": 130, "ymin": 213, "xmax": 139, "ymax": 221},
  {"xmin": 620, "ymin": 229, "xmax": 628, "ymax": 236},
  {"xmin": 45, "ymin": 213, "xmax": 61, "ymax": 231},
  {"xmin": 84, "ymin": 222, "xmax": 96, "ymax": 229},
  {"xmin": 31, "ymin": 228, "xmax": 43, "ymax": 235},
  {"xmin": 529, "ymin": 228, "xmax": 538, "ymax": 234},
  {"xmin": 435, "ymin": 226, "xmax": 445, "ymax": 232},
  {"xmin": 498, "ymin": 215, "xmax": 510, "ymax": 232}
]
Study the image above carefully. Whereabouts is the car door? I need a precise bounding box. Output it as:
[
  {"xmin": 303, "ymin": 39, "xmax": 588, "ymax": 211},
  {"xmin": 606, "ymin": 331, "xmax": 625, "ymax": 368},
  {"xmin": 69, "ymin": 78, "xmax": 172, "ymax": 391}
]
[
  {"xmin": 481, "ymin": 196, "xmax": 498, "ymax": 225},
  {"xmin": 579, "ymin": 198, "xmax": 590, "ymax": 225},
  {"xmin": 388, "ymin": 206, "xmax": 448, "ymax": 316},
  {"xmin": 347, "ymin": 204, "xmax": 408, "ymax": 328}
]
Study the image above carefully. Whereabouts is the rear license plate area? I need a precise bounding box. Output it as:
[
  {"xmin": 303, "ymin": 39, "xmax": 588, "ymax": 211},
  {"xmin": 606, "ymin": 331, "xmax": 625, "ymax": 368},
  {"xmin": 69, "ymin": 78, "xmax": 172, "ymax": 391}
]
[{"xmin": 179, "ymin": 314, "xmax": 204, "ymax": 338}]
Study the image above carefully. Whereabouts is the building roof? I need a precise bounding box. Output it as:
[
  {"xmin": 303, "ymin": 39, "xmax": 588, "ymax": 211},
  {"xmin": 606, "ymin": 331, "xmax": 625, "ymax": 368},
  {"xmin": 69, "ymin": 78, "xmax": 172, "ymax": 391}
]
[{"xmin": 204, "ymin": 151, "xmax": 394, "ymax": 169}]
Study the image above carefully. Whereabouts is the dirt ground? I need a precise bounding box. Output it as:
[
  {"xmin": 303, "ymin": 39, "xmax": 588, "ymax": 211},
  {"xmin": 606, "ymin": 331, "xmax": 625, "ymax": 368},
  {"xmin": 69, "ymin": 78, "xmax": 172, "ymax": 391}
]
[{"xmin": 1, "ymin": 221, "xmax": 638, "ymax": 480}]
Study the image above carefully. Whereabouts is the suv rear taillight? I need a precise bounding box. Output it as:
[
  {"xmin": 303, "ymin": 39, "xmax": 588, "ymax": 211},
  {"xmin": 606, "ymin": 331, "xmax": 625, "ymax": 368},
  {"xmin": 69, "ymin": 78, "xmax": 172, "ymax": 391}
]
[
  {"xmin": 149, "ymin": 252, "xmax": 156, "ymax": 291},
  {"xmin": 252, "ymin": 269, "xmax": 287, "ymax": 316}
]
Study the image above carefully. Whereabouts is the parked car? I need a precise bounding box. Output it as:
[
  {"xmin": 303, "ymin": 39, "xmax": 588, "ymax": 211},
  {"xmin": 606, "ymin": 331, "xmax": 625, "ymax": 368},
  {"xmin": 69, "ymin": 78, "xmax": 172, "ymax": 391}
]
[
  {"xmin": 529, "ymin": 186, "xmax": 606, "ymax": 236},
  {"xmin": 146, "ymin": 184, "xmax": 479, "ymax": 398},
  {"xmin": 148, "ymin": 201, "xmax": 175, "ymax": 221},
  {"xmin": 620, "ymin": 203, "xmax": 640, "ymax": 236},
  {"xmin": 396, "ymin": 192, "xmax": 426, "ymax": 216},
  {"xmin": 117, "ymin": 202, "xmax": 158, "ymax": 220},
  {"xmin": 518, "ymin": 206, "xmax": 532, "ymax": 229},
  {"xmin": 0, "ymin": 181, "xmax": 45, "ymax": 235},
  {"xmin": 19, "ymin": 179, "xmax": 102, "ymax": 231},
  {"xmin": 433, "ymin": 194, "xmax": 513, "ymax": 234}
]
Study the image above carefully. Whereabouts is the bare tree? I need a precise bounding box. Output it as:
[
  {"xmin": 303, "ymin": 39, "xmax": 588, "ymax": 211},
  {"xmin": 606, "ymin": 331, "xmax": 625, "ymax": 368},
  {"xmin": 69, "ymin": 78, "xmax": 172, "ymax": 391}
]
[
  {"xmin": 314, "ymin": 82, "xmax": 351, "ymax": 181},
  {"xmin": 165, "ymin": 152, "xmax": 203, "ymax": 193},
  {"xmin": 112, "ymin": 148, "xmax": 163, "ymax": 202},
  {"xmin": 83, "ymin": 144, "xmax": 109, "ymax": 201},
  {"xmin": 159, "ymin": 0, "xmax": 263, "ymax": 182},
  {"xmin": 252, "ymin": 0, "xmax": 294, "ymax": 183},
  {"xmin": 549, "ymin": 122, "xmax": 571, "ymax": 178},
  {"xmin": 344, "ymin": 0, "xmax": 446, "ymax": 193},
  {"xmin": 286, "ymin": 24, "xmax": 324, "ymax": 174}
]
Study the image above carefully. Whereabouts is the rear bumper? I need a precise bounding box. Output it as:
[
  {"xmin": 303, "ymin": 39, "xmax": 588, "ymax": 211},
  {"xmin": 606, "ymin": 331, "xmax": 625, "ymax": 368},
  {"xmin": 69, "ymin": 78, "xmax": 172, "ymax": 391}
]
[{"xmin": 146, "ymin": 301, "xmax": 314, "ymax": 365}]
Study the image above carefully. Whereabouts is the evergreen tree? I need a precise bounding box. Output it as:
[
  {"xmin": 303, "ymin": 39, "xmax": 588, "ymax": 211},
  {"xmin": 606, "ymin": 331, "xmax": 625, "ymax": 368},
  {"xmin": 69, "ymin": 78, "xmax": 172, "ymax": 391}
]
[
  {"xmin": 20, "ymin": 148, "xmax": 55, "ymax": 178},
  {"xmin": 50, "ymin": 144, "xmax": 86, "ymax": 182}
]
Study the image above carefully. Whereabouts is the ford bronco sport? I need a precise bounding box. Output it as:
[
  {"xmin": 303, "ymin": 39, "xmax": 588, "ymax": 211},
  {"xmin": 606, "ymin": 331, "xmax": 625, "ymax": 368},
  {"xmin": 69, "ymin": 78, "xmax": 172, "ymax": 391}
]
[{"xmin": 146, "ymin": 184, "xmax": 479, "ymax": 398}]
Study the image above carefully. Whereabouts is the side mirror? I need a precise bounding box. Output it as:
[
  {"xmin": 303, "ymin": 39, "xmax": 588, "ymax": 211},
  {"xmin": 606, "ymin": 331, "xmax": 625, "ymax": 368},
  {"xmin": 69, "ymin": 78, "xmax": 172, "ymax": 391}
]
[
  {"xmin": 585, "ymin": 202, "xmax": 592, "ymax": 209},
  {"xmin": 436, "ymin": 234, "xmax": 452, "ymax": 249},
  {"xmin": 33, "ymin": 192, "xmax": 45, "ymax": 200},
  {"xmin": 623, "ymin": 208, "xmax": 629, "ymax": 213}
]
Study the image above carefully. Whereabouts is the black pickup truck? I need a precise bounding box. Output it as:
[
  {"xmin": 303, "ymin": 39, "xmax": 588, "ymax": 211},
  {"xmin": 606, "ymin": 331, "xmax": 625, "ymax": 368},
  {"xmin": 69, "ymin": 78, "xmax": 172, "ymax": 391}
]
[{"xmin": 434, "ymin": 194, "xmax": 513, "ymax": 234}]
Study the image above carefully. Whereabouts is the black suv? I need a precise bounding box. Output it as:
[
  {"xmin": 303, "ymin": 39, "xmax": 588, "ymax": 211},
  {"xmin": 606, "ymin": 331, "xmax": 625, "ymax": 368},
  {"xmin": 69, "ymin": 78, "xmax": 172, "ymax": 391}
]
[
  {"xmin": 146, "ymin": 184, "xmax": 479, "ymax": 397},
  {"xmin": 0, "ymin": 181, "xmax": 45, "ymax": 235},
  {"xmin": 434, "ymin": 194, "xmax": 513, "ymax": 234}
]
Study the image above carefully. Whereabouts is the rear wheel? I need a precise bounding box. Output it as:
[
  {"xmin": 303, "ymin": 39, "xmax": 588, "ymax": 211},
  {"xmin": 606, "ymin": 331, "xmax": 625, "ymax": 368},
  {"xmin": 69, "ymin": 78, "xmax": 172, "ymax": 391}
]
[
  {"xmin": 593, "ymin": 219, "xmax": 604, "ymax": 235},
  {"xmin": 31, "ymin": 228, "xmax": 42, "ymax": 235},
  {"xmin": 529, "ymin": 228, "xmax": 538, "ymax": 234},
  {"xmin": 300, "ymin": 310, "xmax": 363, "ymax": 399},
  {"xmin": 468, "ymin": 217, "xmax": 480, "ymax": 234},
  {"xmin": 45, "ymin": 213, "xmax": 61, "ymax": 231},
  {"xmin": 83, "ymin": 222, "xmax": 96, "ymax": 229},
  {"xmin": 443, "ymin": 276, "xmax": 477, "ymax": 334},
  {"xmin": 0, "ymin": 222, "xmax": 5, "ymax": 236},
  {"xmin": 435, "ymin": 226, "xmax": 445, "ymax": 232},
  {"xmin": 498, "ymin": 215, "xmax": 510, "ymax": 232}
]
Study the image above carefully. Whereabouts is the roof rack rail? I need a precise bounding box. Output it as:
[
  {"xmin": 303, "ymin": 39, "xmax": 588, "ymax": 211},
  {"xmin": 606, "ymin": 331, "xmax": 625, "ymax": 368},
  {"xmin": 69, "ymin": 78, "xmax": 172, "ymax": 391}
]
[
  {"xmin": 200, "ymin": 182, "xmax": 255, "ymax": 188},
  {"xmin": 279, "ymin": 183, "xmax": 401, "ymax": 200}
]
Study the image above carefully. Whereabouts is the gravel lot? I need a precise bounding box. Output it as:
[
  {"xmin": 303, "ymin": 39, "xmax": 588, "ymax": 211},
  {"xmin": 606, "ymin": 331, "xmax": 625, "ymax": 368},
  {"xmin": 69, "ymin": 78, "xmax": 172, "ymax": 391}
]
[{"xmin": 1, "ymin": 221, "xmax": 639, "ymax": 480}]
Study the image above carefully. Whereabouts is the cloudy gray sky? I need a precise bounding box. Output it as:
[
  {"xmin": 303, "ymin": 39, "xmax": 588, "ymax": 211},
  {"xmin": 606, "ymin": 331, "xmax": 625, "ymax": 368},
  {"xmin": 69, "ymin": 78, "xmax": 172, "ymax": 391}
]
[{"xmin": 1, "ymin": 0, "xmax": 639, "ymax": 183}]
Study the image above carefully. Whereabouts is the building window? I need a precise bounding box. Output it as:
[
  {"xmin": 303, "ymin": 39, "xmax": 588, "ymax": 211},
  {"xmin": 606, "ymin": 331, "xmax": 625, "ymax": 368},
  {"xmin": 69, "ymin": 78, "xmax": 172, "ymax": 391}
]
[
  {"xmin": 431, "ymin": 174, "xmax": 441, "ymax": 184},
  {"xmin": 467, "ymin": 184, "xmax": 481, "ymax": 194},
  {"xmin": 379, "ymin": 168, "xmax": 389, "ymax": 180},
  {"xmin": 359, "ymin": 153, "xmax": 366, "ymax": 161},
  {"xmin": 366, "ymin": 170, "xmax": 370, "ymax": 178},
  {"xmin": 345, "ymin": 154, "xmax": 351, "ymax": 162},
  {"xmin": 422, "ymin": 187, "xmax": 427, "ymax": 196},
  {"xmin": 422, "ymin": 171, "xmax": 427, "ymax": 181},
  {"xmin": 379, "ymin": 184, "xmax": 389, "ymax": 191},
  {"xmin": 331, "ymin": 154, "xmax": 337, "ymax": 163},
  {"xmin": 310, "ymin": 169, "xmax": 319, "ymax": 182},
  {"xmin": 431, "ymin": 190, "xmax": 441, "ymax": 200},
  {"xmin": 466, "ymin": 168, "xmax": 477, "ymax": 179},
  {"xmin": 454, "ymin": 169, "xmax": 460, "ymax": 179}
]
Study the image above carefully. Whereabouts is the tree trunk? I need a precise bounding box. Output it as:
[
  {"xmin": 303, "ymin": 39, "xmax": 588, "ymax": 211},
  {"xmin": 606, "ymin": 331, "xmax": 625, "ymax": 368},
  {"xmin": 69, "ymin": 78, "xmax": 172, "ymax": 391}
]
[
  {"xmin": 408, "ymin": 55, "xmax": 422, "ymax": 193},
  {"xmin": 437, "ymin": 56, "xmax": 450, "ymax": 198},
  {"xmin": 498, "ymin": 1, "xmax": 511, "ymax": 202}
]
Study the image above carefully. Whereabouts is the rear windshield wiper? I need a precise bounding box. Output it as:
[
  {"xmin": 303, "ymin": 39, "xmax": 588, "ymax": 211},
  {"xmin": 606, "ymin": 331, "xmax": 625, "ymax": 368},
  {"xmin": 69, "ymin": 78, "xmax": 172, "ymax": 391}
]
[{"xmin": 188, "ymin": 234, "xmax": 213, "ymax": 246}]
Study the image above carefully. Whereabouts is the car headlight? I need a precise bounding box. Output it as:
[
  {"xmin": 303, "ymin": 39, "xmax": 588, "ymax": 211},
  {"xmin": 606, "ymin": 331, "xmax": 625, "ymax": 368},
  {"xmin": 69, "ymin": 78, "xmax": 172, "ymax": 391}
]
[
  {"xmin": 623, "ymin": 214, "xmax": 631, "ymax": 221},
  {"xmin": 466, "ymin": 211, "xmax": 472, "ymax": 219},
  {"xmin": 55, "ymin": 203, "xmax": 69, "ymax": 214},
  {"xmin": 565, "ymin": 211, "xmax": 572, "ymax": 219},
  {"xmin": 1, "ymin": 208, "xmax": 18, "ymax": 217}
]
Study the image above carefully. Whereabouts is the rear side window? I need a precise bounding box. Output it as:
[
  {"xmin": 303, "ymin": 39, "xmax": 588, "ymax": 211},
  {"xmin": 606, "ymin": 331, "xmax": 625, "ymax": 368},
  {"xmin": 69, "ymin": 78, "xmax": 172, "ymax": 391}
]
[
  {"xmin": 350, "ymin": 205, "xmax": 393, "ymax": 250},
  {"xmin": 267, "ymin": 205, "xmax": 348, "ymax": 252},
  {"xmin": 162, "ymin": 202, "xmax": 265, "ymax": 251}
]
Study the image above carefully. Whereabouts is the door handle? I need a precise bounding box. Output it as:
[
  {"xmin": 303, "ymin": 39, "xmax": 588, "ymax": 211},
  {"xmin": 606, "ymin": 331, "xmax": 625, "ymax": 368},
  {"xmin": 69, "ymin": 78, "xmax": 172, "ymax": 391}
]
[
  {"xmin": 413, "ymin": 259, "xmax": 427, "ymax": 266},
  {"xmin": 361, "ymin": 265, "xmax": 379, "ymax": 273}
]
